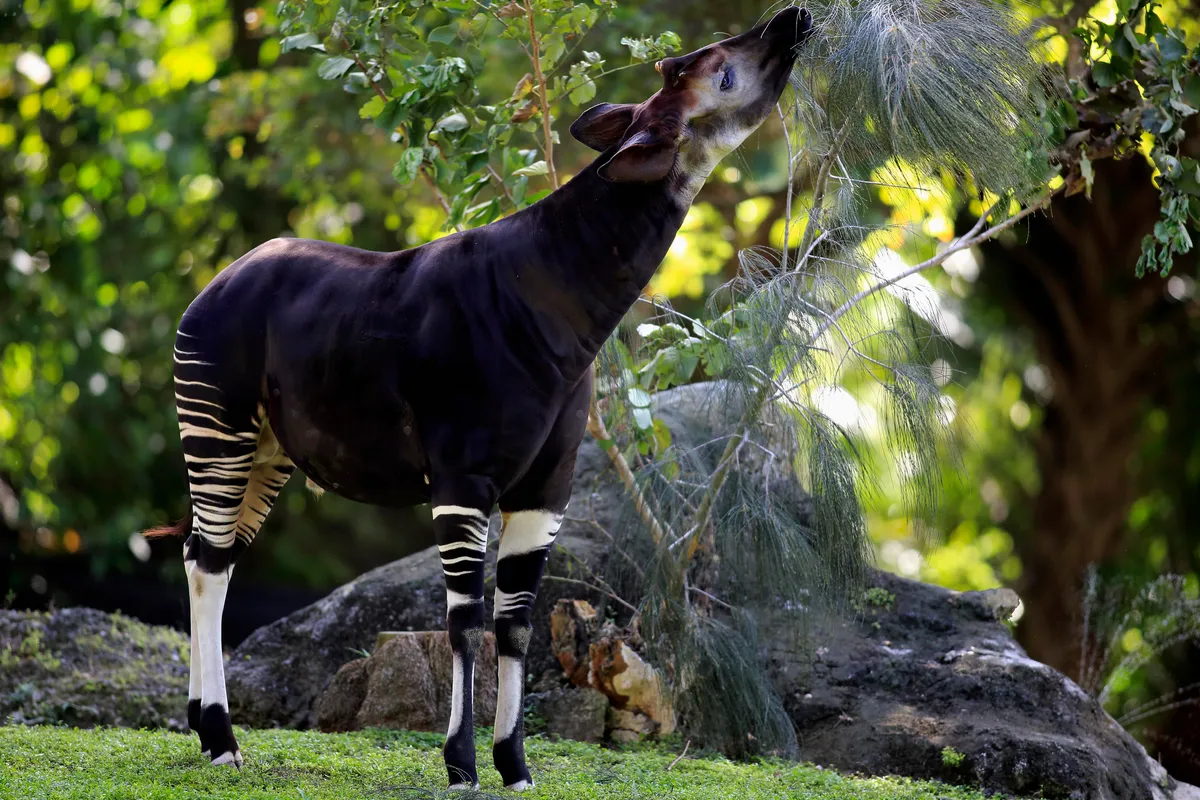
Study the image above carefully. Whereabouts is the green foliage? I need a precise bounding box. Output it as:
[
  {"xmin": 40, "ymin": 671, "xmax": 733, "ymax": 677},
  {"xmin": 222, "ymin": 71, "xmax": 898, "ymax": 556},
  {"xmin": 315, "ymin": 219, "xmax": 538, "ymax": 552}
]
[
  {"xmin": 1079, "ymin": 568, "xmax": 1200, "ymax": 734},
  {"xmin": 0, "ymin": 725, "xmax": 1023, "ymax": 799},
  {"xmin": 0, "ymin": 0, "xmax": 460, "ymax": 585},
  {"xmin": 1, "ymin": 610, "xmax": 190, "ymax": 728},
  {"xmin": 1065, "ymin": 0, "xmax": 1200, "ymax": 275},
  {"xmin": 806, "ymin": 0, "xmax": 1054, "ymax": 199},
  {"xmin": 279, "ymin": 0, "xmax": 678, "ymax": 228},
  {"xmin": 940, "ymin": 746, "xmax": 966, "ymax": 768},
  {"xmin": 859, "ymin": 587, "xmax": 896, "ymax": 611},
  {"xmin": 585, "ymin": 0, "xmax": 1054, "ymax": 761}
]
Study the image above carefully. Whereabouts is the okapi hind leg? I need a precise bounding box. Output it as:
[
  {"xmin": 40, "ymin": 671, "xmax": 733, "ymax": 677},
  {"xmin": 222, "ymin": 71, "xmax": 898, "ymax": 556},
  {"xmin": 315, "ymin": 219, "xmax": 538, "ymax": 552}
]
[
  {"xmin": 429, "ymin": 478, "xmax": 498, "ymax": 790},
  {"xmin": 175, "ymin": 330, "xmax": 293, "ymax": 766},
  {"xmin": 185, "ymin": 433, "xmax": 294, "ymax": 767},
  {"xmin": 187, "ymin": 579, "xmax": 205, "ymax": 752},
  {"xmin": 185, "ymin": 539, "xmax": 241, "ymax": 766}
]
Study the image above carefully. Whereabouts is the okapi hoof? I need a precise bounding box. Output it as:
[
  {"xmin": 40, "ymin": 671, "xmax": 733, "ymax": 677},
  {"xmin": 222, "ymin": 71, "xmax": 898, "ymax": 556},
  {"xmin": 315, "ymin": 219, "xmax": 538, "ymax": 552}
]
[
  {"xmin": 187, "ymin": 699, "xmax": 212, "ymax": 755},
  {"xmin": 494, "ymin": 739, "xmax": 532, "ymax": 790},
  {"xmin": 197, "ymin": 703, "xmax": 241, "ymax": 767},
  {"xmin": 446, "ymin": 781, "xmax": 480, "ymax": 792}
]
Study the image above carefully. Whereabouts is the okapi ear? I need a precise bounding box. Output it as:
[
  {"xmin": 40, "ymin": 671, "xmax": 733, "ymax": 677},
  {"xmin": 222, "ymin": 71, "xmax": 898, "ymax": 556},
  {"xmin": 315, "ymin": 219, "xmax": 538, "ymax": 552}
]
[
  {"xmin": 598, "ymin": 129, "xmax": 678, "ymax": 183},
  {"xmin": 570, "ymin": 103, "xmax": 637, "ymax": 152}
]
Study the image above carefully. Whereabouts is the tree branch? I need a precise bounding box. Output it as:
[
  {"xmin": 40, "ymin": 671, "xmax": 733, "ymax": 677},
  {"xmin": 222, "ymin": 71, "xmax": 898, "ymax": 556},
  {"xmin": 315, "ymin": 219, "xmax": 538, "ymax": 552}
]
[
  {"xmin": 524, "ymin": 0, "xmax": 559, "ymax": 190},
  {"xmin": 586, "ymin": 403, "xmax": 670, "ymax": 546}
]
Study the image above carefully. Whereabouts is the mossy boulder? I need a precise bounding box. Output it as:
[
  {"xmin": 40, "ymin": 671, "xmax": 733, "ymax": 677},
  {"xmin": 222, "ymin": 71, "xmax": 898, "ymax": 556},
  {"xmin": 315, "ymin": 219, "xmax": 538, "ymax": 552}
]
[{"xmin": 0, "ymin": 607, "xmax": 190, "ymax": 729}]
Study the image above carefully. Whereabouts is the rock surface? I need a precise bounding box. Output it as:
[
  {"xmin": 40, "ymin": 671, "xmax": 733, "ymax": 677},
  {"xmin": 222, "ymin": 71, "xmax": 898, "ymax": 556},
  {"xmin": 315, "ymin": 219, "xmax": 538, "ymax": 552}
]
[
  {"xmin": 225, "ymin": 383, "xmax": 1194, "ymax": 799},
  {"xmin": 773, "ymin": 570, "xmax": 1178, "ymax": 800},
  {"xmin": 0, "ymin": 608, "xmax": 189, "ymax": 729},
  {"xmin": 315, "ymin": 631, "xmax": 496, "ymax": 733},
  {"xmin": 526, "ymin": 687, "xmax": 609, "ymax": 743}
]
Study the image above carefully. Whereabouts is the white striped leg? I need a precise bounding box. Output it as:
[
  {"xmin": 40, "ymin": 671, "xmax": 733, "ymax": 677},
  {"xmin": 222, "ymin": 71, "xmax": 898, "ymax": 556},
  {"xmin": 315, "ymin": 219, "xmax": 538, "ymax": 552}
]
[
  {"xmin": 185, "ymin": 559, "xmax": 240, "ymax": 767},
  {"xmin": 173, "ymin": 353, "xmax": 261, "ymax": 765},
  {"xmin": 493, "ymin": 509, "xmax": 564, "ymax": 791},
  {"xmin": 187, "ymin": 572, "xmax": 204, "ymax": 749},
  {"xmin": 433, "ymin": 504, "xmax": 492, "ymax": 790}
]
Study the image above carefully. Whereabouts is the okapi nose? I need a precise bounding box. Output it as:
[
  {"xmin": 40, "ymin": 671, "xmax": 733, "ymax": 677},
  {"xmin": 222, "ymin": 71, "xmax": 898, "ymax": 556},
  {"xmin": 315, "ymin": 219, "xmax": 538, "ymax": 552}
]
[{"xmin": 657, "ymin": 54, "xmax": 695, "ymax": 87}]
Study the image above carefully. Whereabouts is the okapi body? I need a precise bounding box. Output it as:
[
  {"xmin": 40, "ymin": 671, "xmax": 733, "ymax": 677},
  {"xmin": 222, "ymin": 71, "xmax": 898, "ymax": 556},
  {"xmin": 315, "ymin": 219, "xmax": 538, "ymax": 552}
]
[{"xmin": 150, "ymin": 7, "xmax": 812, "ymax": 789}]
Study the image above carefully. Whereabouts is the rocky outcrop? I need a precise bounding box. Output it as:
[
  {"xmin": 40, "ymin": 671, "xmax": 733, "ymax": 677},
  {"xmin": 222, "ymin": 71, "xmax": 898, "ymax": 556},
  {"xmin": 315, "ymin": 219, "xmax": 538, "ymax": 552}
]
[
  {"xmin": 0, "ymin": 608, "xmax": 189, "ymax": 729},
  {"xmin": 774, "ymin": 570, "xmax": 1178, "ymax": 800},
  {"xmin": 315, "ymin": 631, "xmax": 497, "ymax": 733}
]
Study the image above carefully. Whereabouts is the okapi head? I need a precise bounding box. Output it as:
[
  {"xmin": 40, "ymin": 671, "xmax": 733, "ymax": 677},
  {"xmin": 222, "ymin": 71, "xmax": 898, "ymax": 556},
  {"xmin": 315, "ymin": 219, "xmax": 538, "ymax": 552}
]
[{"xmin": 570, "ymin": 6, "xmax": 813, "ymax": 186}]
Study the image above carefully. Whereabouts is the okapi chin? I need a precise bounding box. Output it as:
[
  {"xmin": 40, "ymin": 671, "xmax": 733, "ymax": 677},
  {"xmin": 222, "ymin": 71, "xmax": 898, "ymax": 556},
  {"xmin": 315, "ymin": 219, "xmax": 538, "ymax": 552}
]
[{"xmin": 146, "ymin": 7, "xmax": 813, "ymax": 789}]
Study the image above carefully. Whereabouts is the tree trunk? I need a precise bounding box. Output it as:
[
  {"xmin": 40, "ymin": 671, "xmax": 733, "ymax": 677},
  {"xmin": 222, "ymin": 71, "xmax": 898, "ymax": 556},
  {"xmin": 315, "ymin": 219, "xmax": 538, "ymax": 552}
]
[{"xmin": 975, "ymin": 156, "xmax": 1190, "ymax": 675}]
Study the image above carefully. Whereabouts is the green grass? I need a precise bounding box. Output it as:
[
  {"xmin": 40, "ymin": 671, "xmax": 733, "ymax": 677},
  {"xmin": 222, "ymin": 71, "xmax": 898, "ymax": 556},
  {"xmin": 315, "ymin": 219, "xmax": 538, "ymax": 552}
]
[{"xmin": 0, "ymin": 726, "xmax": 1003, "ymax": 799}]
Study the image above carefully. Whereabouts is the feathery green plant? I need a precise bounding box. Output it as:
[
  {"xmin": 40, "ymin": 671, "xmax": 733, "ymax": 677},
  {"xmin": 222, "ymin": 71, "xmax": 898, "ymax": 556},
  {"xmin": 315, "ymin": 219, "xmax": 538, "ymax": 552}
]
[
  {"xmin": 1078, "ymin": 567, "xmax": 1200, "ymax": 735},
  {"xmin": 590, "ymin": 0, "xmax": 1055, "ymax": 757}
]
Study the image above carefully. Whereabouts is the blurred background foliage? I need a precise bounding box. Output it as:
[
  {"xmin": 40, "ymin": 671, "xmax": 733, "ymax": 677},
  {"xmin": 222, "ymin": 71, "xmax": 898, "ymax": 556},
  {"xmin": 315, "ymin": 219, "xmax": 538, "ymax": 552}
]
[{"xmin": 2, "ymin": 0, "xmax": 1200, "ymax": 778}]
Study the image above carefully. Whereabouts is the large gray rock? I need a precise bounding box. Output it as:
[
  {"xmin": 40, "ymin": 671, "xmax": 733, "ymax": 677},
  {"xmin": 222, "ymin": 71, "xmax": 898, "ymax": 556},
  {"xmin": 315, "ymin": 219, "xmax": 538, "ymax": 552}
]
[
  {"xmin": 526, "ymin": 687, "xmax": 609, "ymax": 743},
  {"xmin": 0, "ymin": 608, "xmax": 189, "ymax": 729},
  {"xmin": 315, "ymin": 631, "xmax": 497, "ymax": 733},
  {"xmin": 772, "ymin": 570, "xmax": 1181, "ymax": 800}
]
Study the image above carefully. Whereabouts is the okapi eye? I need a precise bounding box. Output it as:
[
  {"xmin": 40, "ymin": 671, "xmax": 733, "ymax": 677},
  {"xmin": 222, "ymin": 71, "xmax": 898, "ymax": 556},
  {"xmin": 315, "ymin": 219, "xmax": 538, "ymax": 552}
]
[{"xmin": 719, "ymin": 66, "xmax": 733, "ymax": 91}]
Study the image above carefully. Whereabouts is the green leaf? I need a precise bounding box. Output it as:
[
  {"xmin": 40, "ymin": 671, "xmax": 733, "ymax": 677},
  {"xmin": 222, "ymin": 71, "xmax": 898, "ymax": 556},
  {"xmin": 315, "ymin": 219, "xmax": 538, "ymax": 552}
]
[
  {"xmin": 675, "ymin": 351, "xmax": 699, "ymax": 385},
  {"xmin": 627, "ymin": 387, "xmax": 652, "ymax": 408},
  {"xmin": 435, "ymin": 112, "xmax": 469, "ymax": 133},
  {"xmin": 632, "ymin": 407, "xmax": 653, "ymax": 430},
  {"xmin": 318, "ymin": 57, "xmax": 356, "ymax": 80},
  {"xmin": 1079, "ymin": 151, "xmax": 1094, "ymax": 199},
  {"xmin": 392, "ymin": 147, "xmax": 425, "ymax": 186},
  {"xmin": 513, "ymin": 160, "xmax": 548, "ymax": 177},
  {"xmin": 651, "ymin": 418, "xmax": 672, "ymax": 454},
  {"xmin": 1175, "ymin": 159, "xmax": 1200, "ymax": 197},
  {"xmin": 375, "ymin": 97, "xmax": 408, "ymax": 132},
  {"xmin": 466, "ymin": 197, "xmax": 501, "ymax": 225},
  {"xmin": 568, "ymin": 79, "xmax": 596, "ymax": 106},
  {"xmin": 1093, "ymin": 61, "xmax": 1117, "ymax": 88},
  {"xmin": 428, "ymin": 25, "xmax": 459, "ymax": 46},
  {"xmin": 1155, "ymin": 33, "xmax": 1188, "ymax": 64},
  {"xmin": 636, "ymin": 323, "xmax": 661, "ymax": 338},
  {"xmin": 463, "ymin": 149, "xmax": 490, "ymax": 175},
  {"xmin": 358, "ymin": 96, "xmax": 385, "ymax": 120},
  {"xmin": 1169, "ymin": 99, "xmax": 1197, "ymax": 117},
  {"xmin": 281, "ymin": 33, "xmax": 323, "ymax": 53}
]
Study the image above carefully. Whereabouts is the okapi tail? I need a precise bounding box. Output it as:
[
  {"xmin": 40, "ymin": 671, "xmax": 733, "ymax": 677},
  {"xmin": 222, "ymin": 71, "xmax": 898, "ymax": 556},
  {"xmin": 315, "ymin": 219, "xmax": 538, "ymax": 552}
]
[{"xmin": 142, "ymin": 513, "xmax": 192, "ymax": 539}]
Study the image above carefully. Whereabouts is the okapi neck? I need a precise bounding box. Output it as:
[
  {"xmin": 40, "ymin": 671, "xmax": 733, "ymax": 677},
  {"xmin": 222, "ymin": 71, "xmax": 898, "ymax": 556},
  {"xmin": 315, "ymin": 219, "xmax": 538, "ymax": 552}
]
[{"xmin": 521, "ymin": 163, "xmax": 691, "ymax": 371}]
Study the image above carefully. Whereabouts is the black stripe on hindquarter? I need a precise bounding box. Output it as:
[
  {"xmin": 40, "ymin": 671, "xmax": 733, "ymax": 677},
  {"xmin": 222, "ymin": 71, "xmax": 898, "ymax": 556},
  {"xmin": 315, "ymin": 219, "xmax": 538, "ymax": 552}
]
[{"xmin": 183, "ymin": 534, "xmax": 245, "ymax": 574}]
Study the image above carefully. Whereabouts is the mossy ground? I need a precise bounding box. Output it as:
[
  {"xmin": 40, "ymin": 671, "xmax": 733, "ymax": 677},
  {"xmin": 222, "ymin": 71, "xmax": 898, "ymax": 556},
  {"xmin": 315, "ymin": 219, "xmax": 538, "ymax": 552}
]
[
  {"xmin": 0, "ymin": 725, "xmax": 1014, "ymax": 799},
  {"xmin": 0, "ymin": 609, "xmax": 190, "ymax": 728}
]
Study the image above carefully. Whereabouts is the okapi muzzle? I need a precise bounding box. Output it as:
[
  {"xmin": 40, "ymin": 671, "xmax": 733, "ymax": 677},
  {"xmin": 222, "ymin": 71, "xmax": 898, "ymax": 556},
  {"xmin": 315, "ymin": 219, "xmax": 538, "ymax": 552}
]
[
  {"xmin": 147, "ymin": 6, "xmax": 814, "ymax": 792},
  {"xmin": 571, "ymin": 6, "xmax": 813, "ymax": 187}
]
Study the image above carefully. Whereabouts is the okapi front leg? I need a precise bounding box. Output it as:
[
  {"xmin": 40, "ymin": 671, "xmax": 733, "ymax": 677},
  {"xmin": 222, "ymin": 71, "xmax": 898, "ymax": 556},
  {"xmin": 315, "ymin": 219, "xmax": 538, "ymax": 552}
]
[
  {"xmin": 493, "ymin": 508, "xmax": 564, "ymax": 790},
  {"xmin": 432, "ymin": 499, "xmax": 493, "ymax": 789}
]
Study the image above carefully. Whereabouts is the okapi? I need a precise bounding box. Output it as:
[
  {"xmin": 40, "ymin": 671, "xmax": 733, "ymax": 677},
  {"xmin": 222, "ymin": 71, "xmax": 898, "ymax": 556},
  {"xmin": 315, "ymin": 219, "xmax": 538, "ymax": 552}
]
[{"xmin": 146, "ymin": 6, "xmax": 813, "ymax": 790}]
